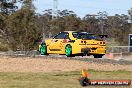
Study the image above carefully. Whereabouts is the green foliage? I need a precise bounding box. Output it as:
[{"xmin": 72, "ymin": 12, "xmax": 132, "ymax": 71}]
[
  {"xmin": 0, "ymin": 0, "xmax": 17, "ymax": 14},
  {"xmin": 0, "ymin": 0, "xmax": 41, "ymax": 51}
]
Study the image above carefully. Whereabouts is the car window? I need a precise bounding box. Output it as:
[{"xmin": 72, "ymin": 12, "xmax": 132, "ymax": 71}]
[
  {"xmin": 81, "ymin": 34, "xmax": 94, "ymax": 39},
  {"xmin": 72, "ymin": 32, "xmax": 99, "ymax": 40},
  {"xmin": 64, "ymin": 33, "xmax": 69, "ymax": 39},
  {"xmin": 54, "ymin": 32, "xmax": 69, "ymax": 39},
  {"xmin": 72, "ymin": 32, "xmax": 79, "ymax": 38},
  {"xmin": 80, "ymin": 33, "xmax": 101, "ymax": 40},
  {"xmin": 73, "ymin": 32, "xmax": 90, "ymax": 39}
]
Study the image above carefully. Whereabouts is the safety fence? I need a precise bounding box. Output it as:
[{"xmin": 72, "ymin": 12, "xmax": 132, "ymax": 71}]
[
  {"xmin": 105, "ymin": 46, "xmax": 132, "ymax": 60},
  {"xmin": 106, "ymin": 46, "xmax": 132, "ymax": 53},
  {"xmin": 0, "ymin": 46, "xmax": 132, "ymax": 61}
]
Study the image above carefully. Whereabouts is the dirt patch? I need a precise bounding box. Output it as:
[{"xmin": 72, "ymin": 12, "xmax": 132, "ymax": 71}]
[{"xmin": 0, "ymin": 56, "xmax": 132, "ymax": 72}]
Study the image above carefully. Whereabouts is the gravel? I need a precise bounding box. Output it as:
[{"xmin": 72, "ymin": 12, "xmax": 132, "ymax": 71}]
[{"xmin": 0, "ymin": 56, "xmax": 132, "ymax": 72}]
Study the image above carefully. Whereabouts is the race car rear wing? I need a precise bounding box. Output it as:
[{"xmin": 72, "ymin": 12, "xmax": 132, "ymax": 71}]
[
  {"xmin": 88, "ymin": 34, "xmax": 108, "ymax": 38},
  {"xmin": 98, "ymin": 35, "xmax": 108, "ymax": 38}
]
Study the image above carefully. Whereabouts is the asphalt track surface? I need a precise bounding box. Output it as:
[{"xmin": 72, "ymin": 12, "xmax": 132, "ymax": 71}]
[
  {"xmin": 0, "ymin": 50, "xmax": 132, "ymax": 65},
  {"xmin": 6, "ymin": 53, "xmax": 132, "ymax": 65}
]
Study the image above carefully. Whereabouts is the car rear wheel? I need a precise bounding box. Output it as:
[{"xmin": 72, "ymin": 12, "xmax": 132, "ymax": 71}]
[
  {"xmin": 65, "ymin": 45, "xmax": 72, "ymax": 57},
  {"xmin": 40, "ymin": 43, "xmax": 48, "ymax": 55}
]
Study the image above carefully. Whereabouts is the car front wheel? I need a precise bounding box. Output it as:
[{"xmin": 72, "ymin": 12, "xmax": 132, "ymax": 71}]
[{"xmin": 40, "ymin": 43, "xmax": 48, "ymax": 55}]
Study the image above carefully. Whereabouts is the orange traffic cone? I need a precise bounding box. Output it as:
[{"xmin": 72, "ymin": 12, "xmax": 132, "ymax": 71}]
[
  {"xmin": 107, "ymin": 53, "xmax": 114, "ymax": 59},
  {"xmin": 82, "ymin": 69, "xmax": 89, "ymax": 78}
]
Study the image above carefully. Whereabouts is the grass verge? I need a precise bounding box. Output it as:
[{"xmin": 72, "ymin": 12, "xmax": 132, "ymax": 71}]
[{"xmin": 0, "ymin": 69, "xmax": 131, "ymax": 88}]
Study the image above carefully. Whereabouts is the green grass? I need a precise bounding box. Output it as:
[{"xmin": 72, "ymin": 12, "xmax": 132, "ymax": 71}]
[{"xmin": 0, "ymin": 70, "xmax": 131, "ymax": 88}]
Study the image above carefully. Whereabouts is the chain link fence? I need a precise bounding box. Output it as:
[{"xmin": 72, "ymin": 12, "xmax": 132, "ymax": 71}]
[
  {"xmin": 105, "ymin": 46, "xmax": 132, "ymax": 61},
  {"xmin": 0, "ymin": 50, "xmax": 39, "ymax": 57},
  {"xmin": 106, "ymin": 46, "xmax": 132, "ymax": 53},
  {"xmin": 0, "ymin": 46, "xmax": 132, "ymax": 61}
]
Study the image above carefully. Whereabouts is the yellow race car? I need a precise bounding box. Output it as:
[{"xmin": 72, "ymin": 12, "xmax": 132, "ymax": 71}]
[{"xmin": 39, "ymin": 31, "xmax": 106, "ymax": 58}]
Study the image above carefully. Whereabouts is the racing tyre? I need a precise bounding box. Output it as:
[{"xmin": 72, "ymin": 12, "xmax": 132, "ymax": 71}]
[
  {"xmin": 65, "ymin": 45, "xmax": 72, "ymax": 57},
  {"xmin": 40, "ymin": 43, "xmax": 48, "ymax": 55},
  {"xmin": 80, "ymin": 77, "xmax": 90, "ymax": 86}
]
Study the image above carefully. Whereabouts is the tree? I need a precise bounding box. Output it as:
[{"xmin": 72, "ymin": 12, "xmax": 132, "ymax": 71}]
[
  {"xmin": 4, "ymin": 0, "xmax": 40, "ymax": 50},
  {"xmin": 0, "ymin": 0, "xmax": 19, "ymax": 51},
  {"xmin": 107, "ymin": 14, "xmax": 130, "ymax": 45},
  {"xmin": 0, "ymin": 0, "xmax": 17, "ymax": 14},
  {"xmin": 82, "ymin": 14, "xmax": 100, "ymax": 34},
  {"xmin": 97, "ymin": 11, "xmax": 108, "ymax": 35},
  {"xmin": 128, "ymin": 8, "xmax": 132, "ymax": 22}
]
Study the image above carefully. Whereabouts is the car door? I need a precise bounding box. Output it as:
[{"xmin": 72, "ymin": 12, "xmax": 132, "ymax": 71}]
[{"xmin": 49, "ymin": 32, "xmax": 68, "ymax": 51}]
